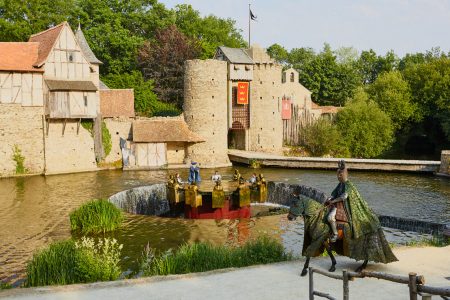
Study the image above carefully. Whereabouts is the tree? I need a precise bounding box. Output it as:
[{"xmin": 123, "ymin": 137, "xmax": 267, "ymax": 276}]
[
  {"xmin": 0, "ymin": 0, "xmax": 77, "ymax": 41},
  {"xmin": 174, "ymin": 4, "xmax": 246, "ymax": 59},
  {"xmin": 101, "ymin": 71, "xmax": 180, "ymax": 117},
  {"xmin": 138, "ymin": 25, "xmax": 201, "ymax": 109},
  {"xmin": 300, "ymin": 118, "xmax": 343, "ymax": 157},
  {"xmin": 403, "ymin": 57, "xmax": 450, "ymax": 141},
  {"xmin": 367, "ymin": 70, "xmax": 417, "ymax": 130},
  {"xmin": 335, "ymin": 89, "xmax": 394, "ymax": 158},
  {"xmin": 267, "ymin": 43, "xmax": 289, "ymax": 65}
]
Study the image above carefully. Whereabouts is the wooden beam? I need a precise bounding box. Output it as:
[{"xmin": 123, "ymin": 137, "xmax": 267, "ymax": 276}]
[
  {"xmin": 62, "ymin": 119, "xmax": 66, "ymax": 136},
  {"xmin": 46, "ymin": 117, "xmax": 50, "ymax": 136},
  {"xmin": 77, "ymin": 118, "xmax": 81, "ymax": 135}
]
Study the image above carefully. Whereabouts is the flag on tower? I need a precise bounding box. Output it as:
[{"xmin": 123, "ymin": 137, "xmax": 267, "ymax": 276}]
[{"xmin": 250, "ymin": 9, "xmax": 257, "ymax": 21}]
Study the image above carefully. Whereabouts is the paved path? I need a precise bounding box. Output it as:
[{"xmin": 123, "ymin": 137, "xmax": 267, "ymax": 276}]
[
  {"xmin": 228, "ymin": 149, "xmax": 441, "ymax": 173},
  {"xmin": 1, "ymin": 246, "xmax": 449, "ymax": 300}
]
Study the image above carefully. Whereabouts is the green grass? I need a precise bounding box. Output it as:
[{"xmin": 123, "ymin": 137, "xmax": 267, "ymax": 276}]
[
  {"xmin": 26, "ymin": 237, "xmax": 122, "ymax": 287},
  {"xmin": 404, "ymin": 235, "xmax": 450, "ymax": 247},
  {"xmin": 26, "ymin": 240, "xmax": 79, "ymax": 287},
  {"xmin": 0, "ymin": 281, "xmax": 12, "ymax": 289},
  {"xmin": 70, "ymin": 199, "xmax": 123, "ymax": 234},
  {"xmin": 141, "ymin": 235, "xmax": 292, "ymax": 276}
]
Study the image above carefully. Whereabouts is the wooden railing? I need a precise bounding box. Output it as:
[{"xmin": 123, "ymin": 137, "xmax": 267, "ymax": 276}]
[{"xmin": 308, "ymin": 267, "xmax": 450, "ymax": 300}]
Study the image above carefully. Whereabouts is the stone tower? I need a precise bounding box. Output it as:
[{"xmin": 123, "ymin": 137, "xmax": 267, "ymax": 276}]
[
  {"xmin": 183, "ymin": 59, "xmax": 231, "ymax": 167},
  {"xmin": 245, "ymin": 45, "xmax": 283, "ymax": 152}
]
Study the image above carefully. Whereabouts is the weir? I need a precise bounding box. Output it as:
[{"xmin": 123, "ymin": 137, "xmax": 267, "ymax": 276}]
[{"xmin": 108, "ymin": 181, "xmax": 449, "ymax": 235}]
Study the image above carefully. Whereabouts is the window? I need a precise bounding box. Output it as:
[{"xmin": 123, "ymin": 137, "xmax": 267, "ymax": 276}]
[
  {"xmin": 290, "ymin": 72, "xmax": 295, "ymax": 82},
  {"xmin": 68, "ymin": 52, "xmax": 74, "ymax": 62},
  {"xmin": 84, "ymin": 95, "xmax": 88, "ymax": 107}
]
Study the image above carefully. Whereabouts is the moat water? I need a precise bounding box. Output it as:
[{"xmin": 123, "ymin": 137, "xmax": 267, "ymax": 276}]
[{"xmin": 0, "ymin": 167, "xmax": 449, "ymax": 285}]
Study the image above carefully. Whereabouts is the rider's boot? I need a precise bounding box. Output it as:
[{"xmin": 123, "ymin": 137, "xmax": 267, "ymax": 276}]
[{"xmin": 329, "ymin": 220, "xmax": 338, "ymax": 243}]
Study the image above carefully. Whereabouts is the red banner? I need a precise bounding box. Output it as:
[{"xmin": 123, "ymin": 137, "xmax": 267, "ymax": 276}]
[
  {"xmin": 237, "ymin": 82, "xmax": 249, "ymax": 104},
  {"xmin": 282, "ymin": 98, "xmax": 292, "ymax": 119}
]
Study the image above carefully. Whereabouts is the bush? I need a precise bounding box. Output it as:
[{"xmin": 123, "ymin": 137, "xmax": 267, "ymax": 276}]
[
  {"xmin": 26, "ymin": 238, "xmax": 122, "ymax": 287},
  {"xmin": 300, "ymin": 118, "xmax": 342, "ymax": 157},
  {"xmin": 141, "ymin": 235, "xmax": 292, "ymax": 276},
  {"xmin": 70, "ymin": 199, "xmax": 123, "ymax": 234},
  {"xmin": 335, "ymin": 89, "xmax": 394, "ymax": 158},
  {"xmin": 102, "ymin": 121, "xmax": 112, "ymax": 157}
]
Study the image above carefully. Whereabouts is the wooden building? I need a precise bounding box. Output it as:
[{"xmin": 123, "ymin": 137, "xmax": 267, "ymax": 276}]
[{"xmin": 130, "ymin": 118, "xmax": 204, "ymax": 168}]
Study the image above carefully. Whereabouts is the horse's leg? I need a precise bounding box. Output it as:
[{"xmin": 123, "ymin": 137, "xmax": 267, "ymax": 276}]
[
  {"xmin": 326, "ymin": 246, "xmax": 336, "ymax": 272},
  {"xmin": 301, "ymin": 257, "xmax": 310, "ymax": 277},
  {"xmin": 355, "ymin": 260, "xmax": 368, "ymax": 273}
]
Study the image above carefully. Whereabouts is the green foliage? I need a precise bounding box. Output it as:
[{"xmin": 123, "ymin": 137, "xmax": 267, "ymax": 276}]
[
  {"xmin": 26, "ymin": 238, "xmax": 122, "ymax": 287},
  {"xmin": 102, "ymin": 121, "xmax": 112, "ymax": 157},
  {"xmin": 0, "ymin": 281, "xmax": 12, "ymax": 289},
  {"xmin": 300, "ymin": 118, "xmax": 343, "ymax": 157},
  {"xmin": 404, "ymin": 235, "xmax": 450, "ymax": 247},
  {"xmin": 267, "ymin": 43, "xmax": 289, "ymax": 65},
  {"xmin": 81, "ymin": 120, "xmax": 94, "ymax": 136},
  {"xmin": 101, "ymin": 71, "xmax": 181, "ymax": 117},
  {"xmin": 335, "ymin": 89, "xmax": 394, "ymax": 158},
  {"xmin": 12, "ymin": 145, "xmax": 26, "ymax": 174},
  {"xmin": 249, "ymin": 159, "xmax": 261, "ymax": 169},
  {"xmin": 73, "ymin": 237, "xmax": 122, "ymax": 282},
  {"xmin": 70, "ymin": 199, "xmax": 123, "ymax": 234},
  {"xmin": 141, "ymin": 236, "xmax": 292, "ymax": 276},
  {"xmin": 174, "ymin": 4, "xmax": 247, "ymax": 58},
  {"xmin": 367, "ymin": 70, "xmax": 417, "ymax": 129}
]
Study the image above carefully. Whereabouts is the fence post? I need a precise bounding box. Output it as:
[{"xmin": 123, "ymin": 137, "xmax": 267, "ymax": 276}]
[
  {"xmin": 343, "ymin": 269, "xmax": 349, "ymax": 300},
  {"xmin": 409, "ymin": 272, "xmax": 418, "ymax": 300},
  {"xmin": 309, "ymin": 267, "xmax": 314, "ymax": 300}
]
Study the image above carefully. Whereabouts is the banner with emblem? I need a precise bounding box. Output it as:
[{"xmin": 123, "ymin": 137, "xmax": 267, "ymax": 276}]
[{"xmin": 237, "ymin": 82, "xmax": 249, "ymax": 104}]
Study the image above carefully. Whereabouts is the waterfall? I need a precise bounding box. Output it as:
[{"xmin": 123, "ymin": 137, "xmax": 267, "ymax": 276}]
[{"xmin": 108, "ymin": 184, "xmax": 170, "ymax": 216}]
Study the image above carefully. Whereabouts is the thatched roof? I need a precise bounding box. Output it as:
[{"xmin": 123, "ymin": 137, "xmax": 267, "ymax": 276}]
[
  {"xmin": 46, "ymin": 79, "xmax": 98, "ymax": 91},
  {"xmin": 133, "ymin": 119, "xmax": 205, "ymax": 143}
]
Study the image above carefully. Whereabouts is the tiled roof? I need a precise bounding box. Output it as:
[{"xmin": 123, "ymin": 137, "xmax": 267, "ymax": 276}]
[
  {"xmin": 29, "ymin": 22, "xmax": 65, "ymax": 67},
  {"xmin": 75, "ymin": 25, "xmax": 102, "ymax": 65},
  {"xmin": 100, "ymin": 89, "xmax": 135, "ymax": 118},
  {"xmin": 215, "ymin": 46, "xmax": 254, "ymax": 64},
  {"xmin": 133, "ymin": 119, "xmax": 205, "ymax": 143},
  {"xmin": 0, "ymin": 42, "xmax": 43, "ymax": 72},
  {"xmin": 45, "ymin": 79, "xmax": 98, "ymax": 91},
  {"xmin": 311, "ymin": 102, "xmax": 340, "ymax": 114}
]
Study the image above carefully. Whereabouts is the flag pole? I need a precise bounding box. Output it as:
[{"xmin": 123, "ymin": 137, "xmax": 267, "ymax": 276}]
[{"xmin": 248, "ymin": 3, "xmax": 251, "ymax": 47}]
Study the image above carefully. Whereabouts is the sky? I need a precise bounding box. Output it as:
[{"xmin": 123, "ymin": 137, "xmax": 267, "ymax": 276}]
[{"xmin": 160, "ymin": 0, "xmax": 450, "ymax": 57}]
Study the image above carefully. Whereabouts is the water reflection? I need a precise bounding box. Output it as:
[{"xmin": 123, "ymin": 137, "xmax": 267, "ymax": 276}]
[{"xmin": 0, "ymin": 168, "xmax": 448, "ymax": 284}]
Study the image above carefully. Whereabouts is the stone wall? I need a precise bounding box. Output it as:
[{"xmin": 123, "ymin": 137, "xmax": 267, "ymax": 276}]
[
  {"xmin": 183, "ymin": 59, "xmax": 230, "ymax": 167},
  {"xmin": 167, "ymin": 142, "xmax": 186, "ymax": 164},
  {"xmin": 0, "ymin": 104, "xmax": 45, "ymax": 176},
  {"xmin": 247, "ymin": 46, "xmax": 283, "ymax": 153},
  {"xmin": 44, "ymin": 120, "xmax": 97, "ymax": 174},
  {"xmin": 440, "ymin": 150, "xmax": 450, "ymax": 175},
  {"xmin": 103, "ymin": 118, "xmax": 132, "ymax": 164}
]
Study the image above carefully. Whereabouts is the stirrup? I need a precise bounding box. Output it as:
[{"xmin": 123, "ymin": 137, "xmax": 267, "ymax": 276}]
[{"xmin": 330, "ymin": 234, "xmax": 338, "ymax": 243}]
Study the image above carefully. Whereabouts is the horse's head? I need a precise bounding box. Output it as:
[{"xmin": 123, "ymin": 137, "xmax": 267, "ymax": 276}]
[{"xmin": 287, "ymin": 194, "xmax": 305, "ymax": 221}]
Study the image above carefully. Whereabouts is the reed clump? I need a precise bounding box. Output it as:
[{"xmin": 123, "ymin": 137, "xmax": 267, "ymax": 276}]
[
  {"xmin": 26, "ymin": 237, "xmax": 122, "ymax": 287},
  {"xmin": 70, "ymin": 199, "xmax": 123, "ymax": 234},
  {"xmin": 141, "ymin": 235, "xmax": 292, "ymax": 276}
]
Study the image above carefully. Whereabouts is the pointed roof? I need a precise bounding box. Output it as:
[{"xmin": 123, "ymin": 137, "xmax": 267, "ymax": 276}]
[
  {"xmin": 29, "ymin": 22, "xmax": 65, "ymax": 67},
  {"xmin": 75, "ymin": 24, "xmax": 102, "ymax": 65},
  {"xmin": 0, "ymin": 42, "xmax": 43, "ymax": 72}
]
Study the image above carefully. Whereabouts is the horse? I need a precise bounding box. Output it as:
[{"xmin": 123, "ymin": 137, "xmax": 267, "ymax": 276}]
[{"xmin": 287, "ymin": 194, "xmax": 368, "ymax": 276}]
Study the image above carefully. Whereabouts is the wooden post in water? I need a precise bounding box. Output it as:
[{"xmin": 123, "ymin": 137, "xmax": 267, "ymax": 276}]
[
  {"xmin": 409, "ymin": 272, "xmax": 418, "ymax": 300},
  {"xmin": 309, "ymin": 267, "xmax": 314, "ymax": 300},
  {"xmin": 343, "ymin": 269, "xmax": 349, "ymax": 300}
]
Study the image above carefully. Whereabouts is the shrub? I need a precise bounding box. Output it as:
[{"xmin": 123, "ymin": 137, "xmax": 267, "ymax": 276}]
[
  {"xmin": 12, "ymin": 145, "xmax": 26, "ymax": 174},
  {"xmin": 26, "ymin": 238, "xmax": 123, "ymax": 287},
  {"xmin": 102, "ymin": 121, "xmax": 112, "ymax": 157},
  {"xmin": 70, "ymin": 199, "xmax": 123, "ymax": 234},
  {"xmin": 335, "ymin": 89, "xmax": 394, "ymax": 158},
  {"xmin": 141, "ymin": 235, "xmax": 292, "ymax": 276},
  {"xmin": 300, "ymin": 118, "xmax": 342, "ymax": 157}
]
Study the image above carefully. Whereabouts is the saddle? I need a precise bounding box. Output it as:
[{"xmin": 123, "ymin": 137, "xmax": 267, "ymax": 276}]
[{"xmin": 335, "ymin": 201, "xmax": 349, "ymax": 240}]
